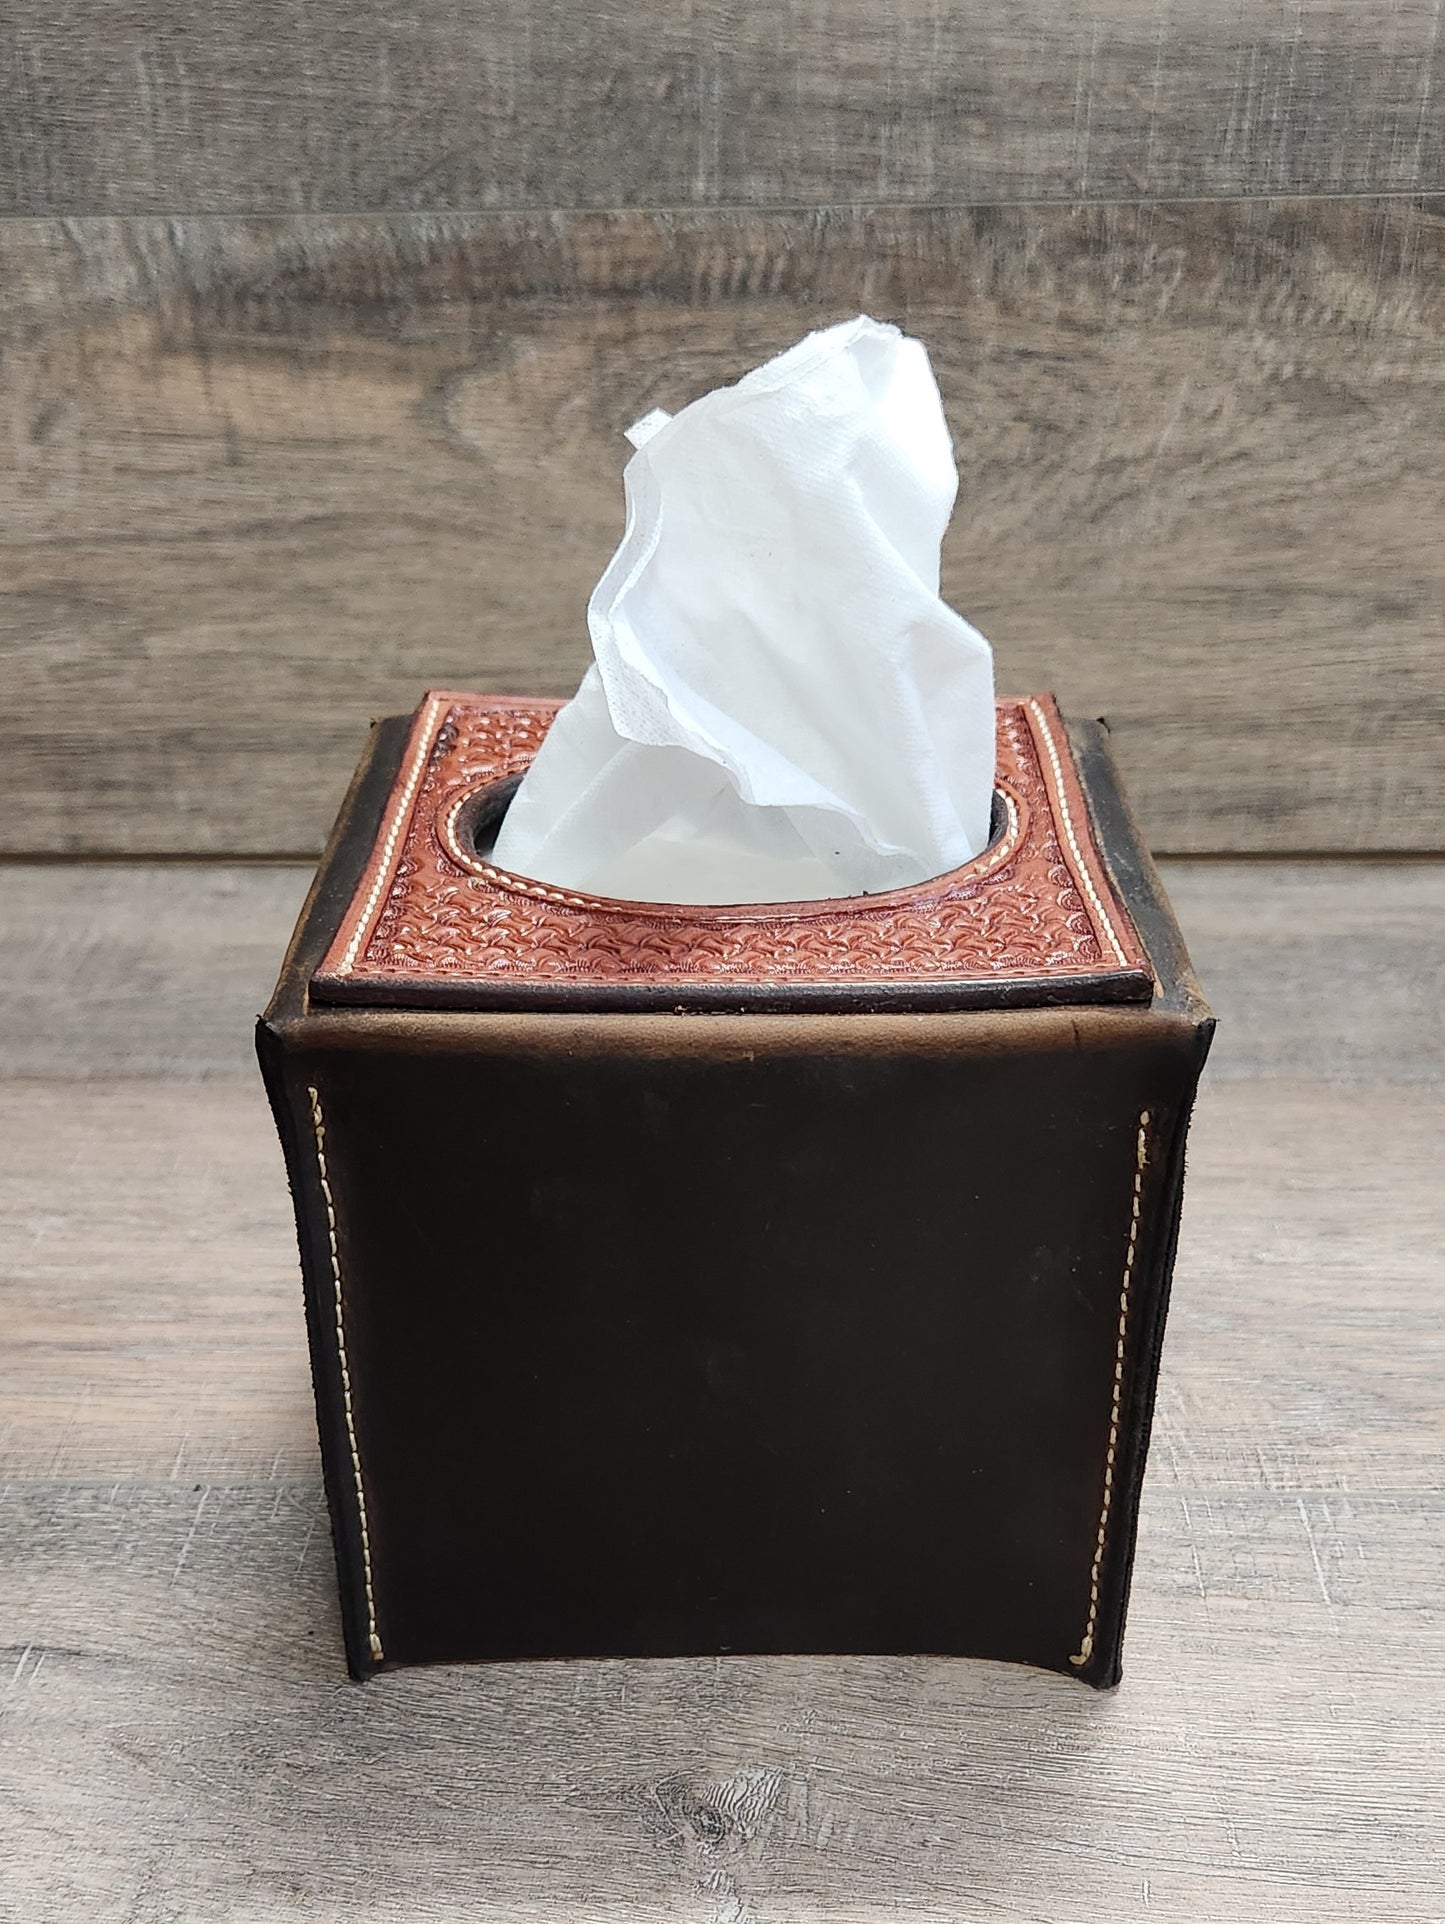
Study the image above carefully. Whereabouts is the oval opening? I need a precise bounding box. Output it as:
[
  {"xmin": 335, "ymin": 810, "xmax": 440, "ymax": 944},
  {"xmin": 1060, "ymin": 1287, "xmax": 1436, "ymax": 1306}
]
[{"xmin": 449, "ymin": 779, "xmax": 1014, "ymax": 914}]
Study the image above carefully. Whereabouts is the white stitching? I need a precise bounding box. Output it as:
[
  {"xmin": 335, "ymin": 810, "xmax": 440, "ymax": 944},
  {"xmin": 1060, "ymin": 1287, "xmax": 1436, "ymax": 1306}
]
[
  {"xmin": 439, "ymin": 790, "xmax": 595, "ymax": 906},
  {"xmin": 1070, "ymin": 1108, "xmax": 1151, "ymax": 1669},
  {"xmin": 339, "ymin": 695, "xmax": 444, "ymax": 974},
  {"xmin": 307, "ymin": 1085, "xmax": 383, "ymax": 1663},
  {"xmin": 439, "ymin": 783, "xmax": 1025, "ymax": 913},
  {"xmin": 1026, "ymin": 698, "xmax": 1129, "ymax": 968}
]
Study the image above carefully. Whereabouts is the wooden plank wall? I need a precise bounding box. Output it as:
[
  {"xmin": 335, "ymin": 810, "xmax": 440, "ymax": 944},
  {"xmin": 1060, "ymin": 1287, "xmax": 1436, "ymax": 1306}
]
[
  {"xmin": 4, "ymin": 1, "xmax": 1443, "ymax": 210},
  {"xmin": 2, "ymin": 5, "xmax": 1442, "ymax": 854}
]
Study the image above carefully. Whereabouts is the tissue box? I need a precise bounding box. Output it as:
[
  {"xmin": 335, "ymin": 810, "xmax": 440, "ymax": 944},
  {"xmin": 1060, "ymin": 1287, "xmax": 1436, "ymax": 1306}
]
[{"xmin": 258, "ymin": 691, "xmax": 1212, "ymax": 1687}]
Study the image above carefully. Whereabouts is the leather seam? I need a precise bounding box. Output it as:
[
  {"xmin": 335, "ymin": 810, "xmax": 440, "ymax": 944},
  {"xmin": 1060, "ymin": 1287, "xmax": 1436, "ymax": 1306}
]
[
  {"xmin": 338, "ymin": 693, "xmax": 445, "ymax": 975},
  {"xmin": 1025, "ymin": 697, "xmax": 1129, "ymax": 968},
  {"xmin": 1070, "ymin": 1107, "xmax": 1151, "ymax": 1669},
  {"xmin": 307, "ymin": 1084, "xmax": 383, "ymax": 1663}
]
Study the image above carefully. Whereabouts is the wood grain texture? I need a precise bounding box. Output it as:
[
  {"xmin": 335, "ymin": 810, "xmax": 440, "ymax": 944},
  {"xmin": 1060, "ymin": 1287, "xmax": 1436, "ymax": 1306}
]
[
  {"xmin": 4, "ymin": 859, "xmax": 1444, "ymax": 1081},
  {"xmin": 4, "ymin": 199, "xmax": 1444, "ymax": 856},
  {"xmin": 3, "ymin": 0, "xmax": 1444, "ymax": 215},
  {"xmin": 1158, "ymin": 860, "xmax": 1445, "ymax": 1082},
  {"xmin": 1, "ymin": 1074, "xmax": 1441, "ymax": 1919}
]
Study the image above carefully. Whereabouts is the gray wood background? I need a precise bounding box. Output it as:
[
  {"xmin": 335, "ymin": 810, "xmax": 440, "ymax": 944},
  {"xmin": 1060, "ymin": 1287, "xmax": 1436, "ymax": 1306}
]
[
  {"xmin": 4, "ymin": 12, "xmax": 1444, "ymax": 1916},
  {"xmin": 4, "ymin": 0, "xmax": 1444, "ymax": 212},
  {"xmin": 2, "ymin": 3, "xmax": 1443, "ymax": 854}
]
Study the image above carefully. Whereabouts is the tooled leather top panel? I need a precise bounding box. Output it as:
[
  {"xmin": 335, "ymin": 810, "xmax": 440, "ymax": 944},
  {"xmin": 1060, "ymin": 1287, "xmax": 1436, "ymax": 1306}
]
[{"xmin": 311, "ymin": 691, "xmax": 1151, "ymax": 1012}]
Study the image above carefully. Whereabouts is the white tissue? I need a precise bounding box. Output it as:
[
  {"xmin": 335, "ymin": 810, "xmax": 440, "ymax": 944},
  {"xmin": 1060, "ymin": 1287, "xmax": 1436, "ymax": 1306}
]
[{"xmin": 490, "ymin": 315, "xmax": 996, "ymax": 905}]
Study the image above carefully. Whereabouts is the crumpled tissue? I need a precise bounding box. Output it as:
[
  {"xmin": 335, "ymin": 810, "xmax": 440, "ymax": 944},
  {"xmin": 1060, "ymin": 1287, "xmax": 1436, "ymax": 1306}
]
[{"xmin": 490, "ymin": 314, "xmax": 996, "ymax": 904}]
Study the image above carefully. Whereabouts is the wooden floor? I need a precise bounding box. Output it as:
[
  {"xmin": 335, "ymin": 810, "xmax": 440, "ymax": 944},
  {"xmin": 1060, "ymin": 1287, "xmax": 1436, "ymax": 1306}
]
[{"xmin": 2, "ymin": 861, "xmax": 1442, "ymax": 1921}]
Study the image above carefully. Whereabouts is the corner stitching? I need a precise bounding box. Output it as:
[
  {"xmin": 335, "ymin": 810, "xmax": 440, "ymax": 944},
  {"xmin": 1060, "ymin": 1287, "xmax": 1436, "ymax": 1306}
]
[
  {"xmin": 1069, "ymin": 1107, "xmax": 1151, "ymax": 1669},
  {"xmin": 307, "ymin": 1083, "xmax": 384, "ymax": 1663}
]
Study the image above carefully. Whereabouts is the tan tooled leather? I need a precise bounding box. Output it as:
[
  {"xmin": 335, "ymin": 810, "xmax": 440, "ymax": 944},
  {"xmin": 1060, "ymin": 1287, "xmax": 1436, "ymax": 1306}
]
[{"xmin": 312, "ymin": 691, "xmax": 1151, "ymax": 1007}]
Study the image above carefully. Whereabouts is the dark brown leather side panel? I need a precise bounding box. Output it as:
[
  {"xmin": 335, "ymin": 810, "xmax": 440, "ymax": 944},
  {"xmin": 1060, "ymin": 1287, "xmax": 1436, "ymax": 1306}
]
[
  {"xmin": 276, "ymin": 1021, "xmax": 1200, "ymax": 1682},
  {"xmin": 259, "ymin": 707, "xmax": 1212, "ymax": 1684}
]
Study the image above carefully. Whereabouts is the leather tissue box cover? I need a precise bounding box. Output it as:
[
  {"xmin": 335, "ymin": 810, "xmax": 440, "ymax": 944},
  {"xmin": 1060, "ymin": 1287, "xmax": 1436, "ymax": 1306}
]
[{"xmin": 258, "ymin": 691, "xmax": 1212, "ymax": 1687}]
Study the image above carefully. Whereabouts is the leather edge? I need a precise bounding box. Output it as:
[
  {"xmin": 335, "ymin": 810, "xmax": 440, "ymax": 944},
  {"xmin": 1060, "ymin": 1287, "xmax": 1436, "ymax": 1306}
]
[
  {"xmin": 1059, "ymin": 717, "xmax": 1214, "ymax": 1686},
  {"xmin": 1065, "ymin": 715, "xmax": 1214, "ymax": 1033},
  {"xmin": 1088, "ymin": 1086, "xmax": 1203, "ymax": 1688},
  {"xmin": 263, "ymin": 713, "xmax": 415, "ymax": 1031},
  {"xmin": 255, "ymin": 1023, "xmax": 381, "ymax": 1678},
  {"xmin": 1019, "ymin": 694, "xmax": 1150, "ymax": 978},
  {"xmin": 257, "ymin": 712, "xmax": 415, "ymax": 1680}
]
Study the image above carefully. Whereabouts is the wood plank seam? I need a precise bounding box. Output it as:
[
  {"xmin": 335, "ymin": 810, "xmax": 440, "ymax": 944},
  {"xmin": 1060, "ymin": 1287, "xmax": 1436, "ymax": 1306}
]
[
  {"xmin": 1070, "ymin": 1106, "xmax": 1150, "ymax": 1668},
  {"xmin": 7, "ymin": 203, "xmax": 1444, "ymax": 856},
  {"xmin": 306, "ymin": 1082, "xmax": 383, "ymax": 1662}
]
